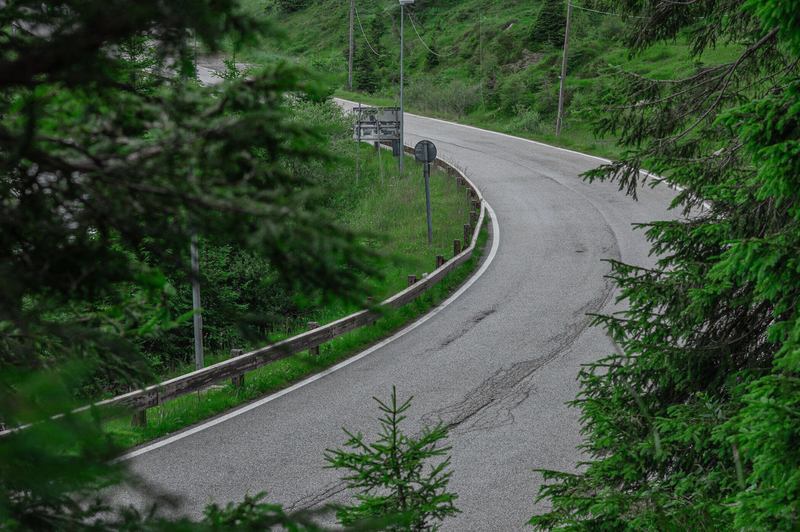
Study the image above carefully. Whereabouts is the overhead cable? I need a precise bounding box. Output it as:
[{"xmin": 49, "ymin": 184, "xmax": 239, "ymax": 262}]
[
  {"xmin": 570, "ymin": 4, "xmax": 648, "ymax": 19},
  {"xmin": 355, "ymin": 5, "xmax": 381, "ymax": 56},
  {"xmin": 407, "ymin": 13, "xmax": 462, "ymax": 58}
]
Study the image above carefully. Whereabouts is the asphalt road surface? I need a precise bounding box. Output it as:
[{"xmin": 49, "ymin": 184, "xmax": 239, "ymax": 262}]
[{"xmin": 116, "ymin": 101, "xmax": 677, "ymax": 530}]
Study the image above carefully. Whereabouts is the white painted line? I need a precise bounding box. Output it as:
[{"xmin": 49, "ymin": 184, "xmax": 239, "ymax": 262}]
[{"xmin": 118, "ymin": 203, "xmax": 500, "ymax": 461}]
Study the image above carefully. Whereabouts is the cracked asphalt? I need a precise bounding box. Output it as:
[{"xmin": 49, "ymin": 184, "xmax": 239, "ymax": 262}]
[{"xmin": 115, "ymin": 98, "xmax": 678, "ymax": 530}]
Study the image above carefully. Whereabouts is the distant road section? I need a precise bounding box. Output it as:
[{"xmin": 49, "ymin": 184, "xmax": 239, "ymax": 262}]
[{"xmin": 116, "ymin": 95, "xmax": 676, "ymax": 531}]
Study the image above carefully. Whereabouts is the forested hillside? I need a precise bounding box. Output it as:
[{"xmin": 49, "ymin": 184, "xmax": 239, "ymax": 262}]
[{"xmin": 241, "ymin": 0, "xmax": 742, "ymax": 154}]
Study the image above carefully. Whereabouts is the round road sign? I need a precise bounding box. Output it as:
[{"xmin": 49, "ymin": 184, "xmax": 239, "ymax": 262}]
[{"xmin": 414, "ymin": 140, "xmax": 437, "ymax": 163}]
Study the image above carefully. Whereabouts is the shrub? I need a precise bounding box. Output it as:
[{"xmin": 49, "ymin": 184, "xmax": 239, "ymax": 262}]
[
  {"xmin": 325, "ymin": 388, "xmax": 460, "ymax": 531},
  {"xmin": 510, "ymin": 105, "xmax": 545, "ymax": 133}
]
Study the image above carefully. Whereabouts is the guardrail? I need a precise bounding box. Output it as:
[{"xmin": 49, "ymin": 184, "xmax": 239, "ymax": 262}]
[{"xmin": 1, "ymin": 149, "xmax": 486, "ymax": 433}]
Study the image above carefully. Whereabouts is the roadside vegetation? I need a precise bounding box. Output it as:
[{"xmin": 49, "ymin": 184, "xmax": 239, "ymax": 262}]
[{"xmin": 4, "ymin": 0, "xmax": 800, "ymax": 529}]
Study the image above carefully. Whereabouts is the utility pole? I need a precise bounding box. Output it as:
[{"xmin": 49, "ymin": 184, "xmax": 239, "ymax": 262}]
[
  {"xmin": 480, "ymin": 13, "xmax": 483, "ymax": 109},
  {"xmin": 184, "ymin": 33, "xmax": 204, "ymax": 371},
  {"xmin": 399, "ymin": 0, "xmax": 414, "ymax": 175},
  {"xmin": 556, "ymin": 0, "xmax": 572, "ymax": 136},
  {"xmin": 349, "ymin": 0, "xmax": 355, "ymax": 91}
]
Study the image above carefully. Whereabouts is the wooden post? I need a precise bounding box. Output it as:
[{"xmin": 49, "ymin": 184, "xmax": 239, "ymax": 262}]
[
  {"xmin": 436, "ymin": 255, "xmax": 444, "ymax": 268},
  {"xmin": 407, "ymin": 274, "xmax": 417, "ymax": 286},
  {"xmin": 366, "ymin": 296, "xmax": 377, "ymax": 325},
  {"xmin": 130, "ymin": 386, "xmax": 146, "ymax": 427},
  {"xmin": 471, "ymin": 199, "xmax": 477, "ymax": 213},
  {"xmin": 471, "ymin": 209, "xmax": 477, "ymax": 226},
  {"xmin": 556, "ymin": 1, "xmax": 573, "ymax": 136},
  {"xmin": 307, "ymin": 321, "xmax": 320, "ymax": 356},
  {"xmin": 454, "ymin": 239, "xmax": 461, "ymax": 255},
  {"xmin": 230, "ymin": 348, "xmax": 245, "ymax": 388},
  {"xmin": 464, "ymin": 224, "xmax": 471, "ymax": 246}
]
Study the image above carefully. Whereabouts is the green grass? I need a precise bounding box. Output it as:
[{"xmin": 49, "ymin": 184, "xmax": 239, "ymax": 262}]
[{"xmin": 105, "ymin": 149, "xmax": 489, "ymax": 449}]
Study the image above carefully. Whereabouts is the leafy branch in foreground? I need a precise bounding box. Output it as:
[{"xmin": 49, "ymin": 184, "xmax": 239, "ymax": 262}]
[{"xmin": 325, "ymin": 388, "xmax": 460, "ymax": 531}]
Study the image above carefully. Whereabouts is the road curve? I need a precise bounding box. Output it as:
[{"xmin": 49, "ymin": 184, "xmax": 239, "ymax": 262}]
[{"xmin": 116, "ymin": 106, "xmax": 676, "ymax": 530}]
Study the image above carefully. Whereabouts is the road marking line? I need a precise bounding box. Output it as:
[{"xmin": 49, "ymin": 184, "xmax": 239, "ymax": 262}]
[{"xmin": 119, "ymin": 203, "xmax": 500, "ymax": 461}]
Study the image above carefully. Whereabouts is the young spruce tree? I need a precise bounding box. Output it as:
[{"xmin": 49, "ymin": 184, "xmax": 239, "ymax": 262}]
[{"xmin": 325, "ymin": 388, "xmax": 460, "ymax": 531}]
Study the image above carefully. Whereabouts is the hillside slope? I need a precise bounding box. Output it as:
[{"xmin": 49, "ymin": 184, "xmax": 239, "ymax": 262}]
[{"xmin": 239, "ymin": 0, "xmax": 742, "ymax": 157}]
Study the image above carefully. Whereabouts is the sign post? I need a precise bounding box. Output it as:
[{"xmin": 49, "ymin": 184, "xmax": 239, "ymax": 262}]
[{"xmin": 414, "ymin": 140, "xmax": 437, "ymax": 244}]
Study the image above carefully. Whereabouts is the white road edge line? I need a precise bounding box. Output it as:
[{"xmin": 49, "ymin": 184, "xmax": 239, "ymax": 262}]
[{"xmin": 119, "ymin": 202, "xmax": 500, "ymax": 461}]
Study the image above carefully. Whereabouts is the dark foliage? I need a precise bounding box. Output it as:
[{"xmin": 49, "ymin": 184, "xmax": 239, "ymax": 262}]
[
  {"xmin": 530, "ymin": 0, "xmax": 566, "ymax": 47},
  {"xmin": 529, "ymin": 0, "xmax": 800, "ymax": 529},
  {"xmin": 0, "ymin": 0, "xmax": 381, "ymax": 529}
]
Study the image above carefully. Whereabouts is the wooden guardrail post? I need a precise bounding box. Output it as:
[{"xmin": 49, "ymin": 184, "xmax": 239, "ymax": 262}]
[
  {"xmin": 366, "ymin": 296, "xmax": 377, "ymax": 326},
  {"xmin": 307, "ymin": 322, "xmax": 320, "ymax": 356},
  {"xmin": 471, "ymin": 208, "xmax": 477, "ymax": 227},
  {"xmin": 130, "ymin": 386, "xmax": 146, "ymax": 428},
  {"xmin": 471, "ymin": 199, "xmax": 477, "ymax": 213},
  {"xmin": 230, "ymin": 348, "xmax": 245, "ymax": 388},
  {"xmin": 407, "ymin": 274, "xmax": 417, "ymax": 286},
  {"xmin": 454, "ymin": 239, "xmax": 461, "ymax": 255},
  {"xmin": 436, "ymin": 255, "xmax": 445, "ymax": 268},
  {"xmin": 464, "ymin": 224, "xmax": 471, "ymax": 245}
]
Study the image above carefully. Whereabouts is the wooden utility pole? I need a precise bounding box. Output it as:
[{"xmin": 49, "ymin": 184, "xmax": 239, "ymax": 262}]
[
  {"xmin": 556, "ymin": 0, "xmax": 572, "ymax": 136},
  {"xmin": 349, "ymin": 0, "xmax": 355, "ymax": 90}
]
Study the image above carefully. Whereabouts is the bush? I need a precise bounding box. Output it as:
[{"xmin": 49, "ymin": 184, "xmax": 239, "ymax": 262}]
[
  {"xmin": 510, "ymin": 105, "xmax": 545, "ymax": 133},
  {"xmin": 275, "ymin": 0, "xmax": 309, "ymax": 12},
  {"xmin": 405, "ymin": 77, "xmax": 481, "ymax": 118}
]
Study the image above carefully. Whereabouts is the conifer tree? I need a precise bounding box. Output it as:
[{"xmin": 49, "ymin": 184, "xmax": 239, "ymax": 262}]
[
  {"xmin": 530, "ymin": 0, "xmax": 566, "ymax": 47},
  {"xmin": 529, "ymin": 0, "xmax": 800, "ymax": 529},
  {"xmin": 325, "ymin": 388, "xmax": 460, "ymax": 531}
]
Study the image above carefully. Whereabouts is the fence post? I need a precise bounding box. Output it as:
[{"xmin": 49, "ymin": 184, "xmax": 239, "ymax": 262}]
[
  {"xmin": 130, "ymin": 386, "xmax": 146, "ymax": 428},
  {"xmin": 230, "ymin": 348, "xmax": 245, "ymax": 388},
  {"xmin": 436, "ymin": 255, "xmax": 444, "ymax": 268},
  {"xmin": 454, "ymin": 239, "xmax": 461, "ymax": 256},
  {"xmin": 307, "ymin": 322, "xmax": 320, "ymax": 356},
  {"xmin": 407, "ymin": 274, "xmax": 417, "ymax": 286},
  {"xmin": 471, "ymin": 208, "xmax": 477, "ymax": 227},
  {"xmin": 464, "ymin": 224, "xmax": 471, "ymax": 246}
]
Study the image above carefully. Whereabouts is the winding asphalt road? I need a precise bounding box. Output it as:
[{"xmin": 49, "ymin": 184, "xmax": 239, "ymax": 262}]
[{"xmin": 116, "ymin": 103, "xmax": 677, "ymax": 530}]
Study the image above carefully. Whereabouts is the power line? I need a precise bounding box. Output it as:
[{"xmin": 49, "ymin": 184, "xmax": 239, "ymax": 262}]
[
  {"xmin": 570, "ymin": 3, "xmax": 647, "ymax": 19},
  {"xmin": 355, "ymin": 5, "xmax": 382, "ymax": 57},
  {"xmin": 407, "ymin": 12, "xmax": 462, "ymax": 58}
]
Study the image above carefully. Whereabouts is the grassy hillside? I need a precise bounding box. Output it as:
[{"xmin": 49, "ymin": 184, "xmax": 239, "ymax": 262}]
[{"xmin": 237, "ymin": 0, "xmax": 743, "ymax": 158}]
